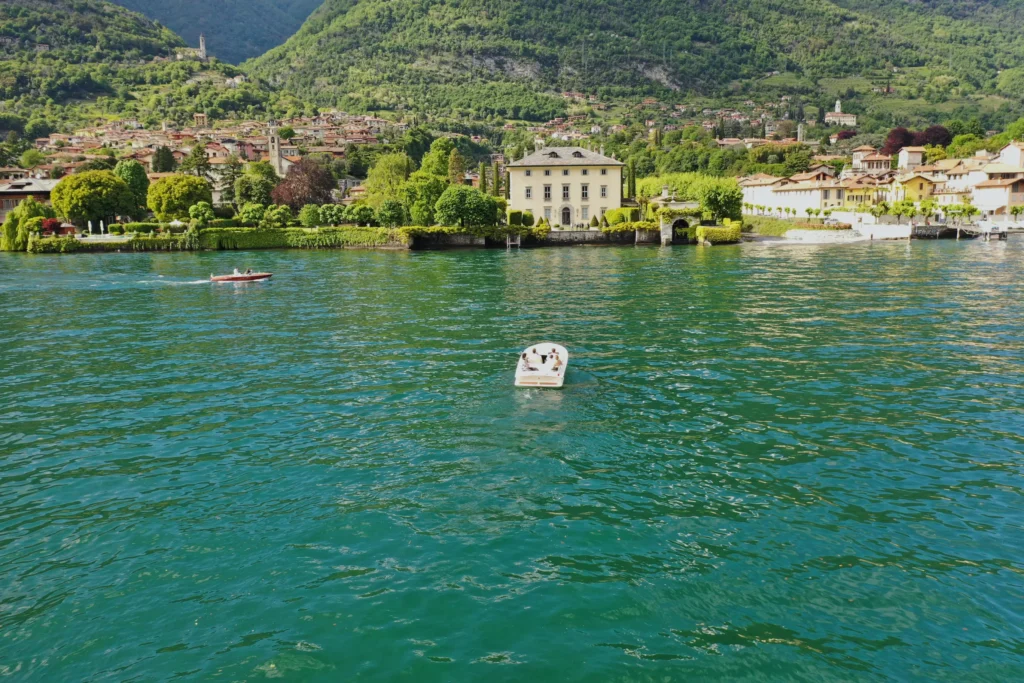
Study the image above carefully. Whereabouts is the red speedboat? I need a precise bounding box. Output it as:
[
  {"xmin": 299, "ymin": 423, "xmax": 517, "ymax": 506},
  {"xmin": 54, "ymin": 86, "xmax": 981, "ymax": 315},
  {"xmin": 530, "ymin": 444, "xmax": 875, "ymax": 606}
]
[{"xmin": 210, "ymin": 272, "xmax": 273, "ymax": 282}]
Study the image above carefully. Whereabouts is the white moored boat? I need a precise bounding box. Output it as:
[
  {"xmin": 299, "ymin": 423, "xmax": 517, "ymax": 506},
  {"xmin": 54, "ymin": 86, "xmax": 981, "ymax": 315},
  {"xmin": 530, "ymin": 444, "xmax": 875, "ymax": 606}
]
[{"xmin": 515, "ymin": 343, "xmax": 568, "ymax": 388}]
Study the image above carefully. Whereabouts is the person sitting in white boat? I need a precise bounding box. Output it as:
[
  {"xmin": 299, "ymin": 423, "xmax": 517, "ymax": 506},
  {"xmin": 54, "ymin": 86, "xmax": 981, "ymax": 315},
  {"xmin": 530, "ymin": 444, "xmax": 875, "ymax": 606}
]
[
  {"xmin": 521, "ymin": 352, "xmax": 539, "ymax": 372},
  {"xmin": 525, "ymin": 348, "xmax": 543, "ymax": 370},
  {"xmin": 233, "ymin": 268, "xmax": 241, "ymax": 276},
  {"xmin": 550, "ymin": 350, "xmax": 563, "ymax": 371}
]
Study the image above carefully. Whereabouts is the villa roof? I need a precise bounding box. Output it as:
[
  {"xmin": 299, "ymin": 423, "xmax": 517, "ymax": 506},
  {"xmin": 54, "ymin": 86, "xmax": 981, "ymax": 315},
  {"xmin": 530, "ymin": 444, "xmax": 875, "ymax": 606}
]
[
  {"xmin": 739, "ymin": 174, "xmax": 783, "ymax": 186},
  {"xmin": 852, "ymin": 145, "xmax": 876, "ymax": 152},
  {"xmin": 507, "ymin": 147, "xmax": 624, "ymax": 167},
  {"xmin": 861, "ymin": 153, "xmax": 891, "ymax": 161},
  {"xmin": 976, "ymin": 177, "xmax": 1021, "ymax": 188},
  {"xmin": 900, "ymin": 146, "xmax": 927, "ymax": 153},
  {"xmin": 0, "ymin": 178, "xmax": 60, "ymax": 193},
  {"xmin": 982, "ymin": 163, "xmax": 1024, "ymax": 174}
]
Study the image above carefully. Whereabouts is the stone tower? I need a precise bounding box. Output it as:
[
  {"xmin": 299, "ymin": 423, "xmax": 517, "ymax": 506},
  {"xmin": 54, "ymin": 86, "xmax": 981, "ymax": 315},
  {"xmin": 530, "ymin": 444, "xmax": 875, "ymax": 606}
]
[
  {"xmin": 198, "ymin": 34, "xmax": 207, "ymax": 61},
  {"xmin": 268, "ymin": 121, "xmax": 284, "ymax": 177},
  {"xmin": 835, "ymin": 99, "xmax": 842, "ymax": 113}
]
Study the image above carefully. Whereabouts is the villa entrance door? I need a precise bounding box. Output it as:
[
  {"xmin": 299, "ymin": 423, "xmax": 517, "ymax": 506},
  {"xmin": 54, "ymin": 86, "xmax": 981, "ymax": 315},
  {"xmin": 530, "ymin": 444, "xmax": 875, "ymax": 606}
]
[{"xmin": 561, "ymin": 207, "xmax": 572, "ymax": 227}]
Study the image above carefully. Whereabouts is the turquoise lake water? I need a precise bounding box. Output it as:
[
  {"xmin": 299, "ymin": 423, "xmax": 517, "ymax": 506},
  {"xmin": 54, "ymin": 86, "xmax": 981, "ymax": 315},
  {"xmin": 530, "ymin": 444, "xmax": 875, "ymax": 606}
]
[{"xmin": 1, "ymin": 240, "xmax": 1023, "ymax": 681}]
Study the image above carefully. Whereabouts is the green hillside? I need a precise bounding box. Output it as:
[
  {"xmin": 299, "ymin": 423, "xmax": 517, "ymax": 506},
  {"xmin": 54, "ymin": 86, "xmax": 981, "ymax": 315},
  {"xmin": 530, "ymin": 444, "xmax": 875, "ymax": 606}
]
[
  {"xmin": 107, "ymin": 0, "xmax": 324, "ymax": 64},
  {"xmin": 0, "ymin": 0, "xmax": 287, "ymax": 132},
  {"xmin": 246, "ymin": 0, "xmax": 1024, "ymax": 120}
]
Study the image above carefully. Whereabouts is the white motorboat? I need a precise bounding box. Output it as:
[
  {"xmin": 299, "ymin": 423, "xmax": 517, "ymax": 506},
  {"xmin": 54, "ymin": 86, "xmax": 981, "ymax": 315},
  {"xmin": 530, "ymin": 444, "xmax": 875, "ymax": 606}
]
[{"xmin": 515, "ymin": 343, "xmax": 568, "ymax": 388}]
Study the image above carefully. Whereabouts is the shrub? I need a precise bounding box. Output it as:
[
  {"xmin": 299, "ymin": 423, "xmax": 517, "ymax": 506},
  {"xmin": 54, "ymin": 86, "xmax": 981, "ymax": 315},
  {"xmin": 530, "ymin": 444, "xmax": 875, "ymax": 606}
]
[
  {"xmin": 589, "ymin": 215, "xmax": 599, "ymax": 228},
  {"xmin": 696, "ymin": 224, "xmax": 742, "ymax": 244},
  {"xmin": 601, "ymin": 220, "xmax": 657, "ymax": 234},
  {"xmin": 188, "ymin": 201, "xmax": 215, "ymax": 228},
  {"xmin": 376, "ymin": 199, "xmax": 407, "ymax": 228},
  {"xmin": 238, "ymin": 203, "xmax": 266, "ymax": 225},
  {"xmin": 344, "ymin": 204, "xmax": 376, "ymax": 226},
  {"xmin": 507, "ymin": 209, "xmax": 523, "ymax": 227},
  {"xmin": 259, "ymin": 205, "xmax": 292, "ymax": 230},
  {"xmin": 299, "ymin": 204, "xmax": 323, "ymax": 227},
  {"xmin": 208, "ymin": 218, "xmax": 242, "ymax": 228},
  {"xmin": 122, "ymin": 222, "xmax": 161, "ymax": 234},
  {"xmin": 109, "ymin": 224, "xmax": 125, "ymax": 235},
  {"xmin": 522, "ymin": 211, "xmax": 535, "ymax": 228},
  {"xmin": 320, "ymin": 204, "xmax": 346, "ymax": 226},
  {"xmin": 604, "ymin": 207, "xmax": 640, "ymax": 225}
]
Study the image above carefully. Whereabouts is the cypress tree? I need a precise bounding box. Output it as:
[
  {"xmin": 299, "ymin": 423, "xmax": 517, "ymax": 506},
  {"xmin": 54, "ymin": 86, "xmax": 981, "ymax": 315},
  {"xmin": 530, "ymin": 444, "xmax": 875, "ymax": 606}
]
[
  {"xmin": 492, "ymin": 161, "xmax": 501, "ymax": 196},
  {"xmin": 479, "ymin": 161, "xmax": 487, "ymax": 193}
]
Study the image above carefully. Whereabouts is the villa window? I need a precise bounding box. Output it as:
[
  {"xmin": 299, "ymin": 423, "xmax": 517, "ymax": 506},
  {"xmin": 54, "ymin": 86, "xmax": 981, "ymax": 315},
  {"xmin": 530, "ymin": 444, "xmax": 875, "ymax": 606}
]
[
  {"xmin": 562, "ymin": 184, "xmax": 570, "ymax": 200},
  {"xmin": 525, "ymin": 187, "xmax": 532, "ymax": 199},
  {"xmin": 525, "ymin": 170, "xmax": 532, "ymax": 177},
  {"xmin": 563, "ymin": 169, "xmax": 569, "ymax": 176},
  {"xmin": 544, "ymin": 170, "xmax": 551, "ymax": 176},
  {"xmin": 600, "ymin": 185, "xmax": 607, "ymax": 198},
  {"xmin": 582, "ymin": 169, "xmax": 589, "ymax": 176},
  {"xmin": 600, "ymin": 207, "xmax": 607, "ymax": 216},
  {"xmin": 601, "ymin": 169, "xmax": 607, "ymax": 175},
  {"xmin": 581, "ymin": 184, "xmax": 589, "ymax": 199},
  {"xmin": 544, "ymin": 185, "xmax": 551, "ymax": 201},
  {"xmin": 544, "ymin": 207, "xmax": 552, "ymax": 221},
  {"xmin": 823, "ymin": 190, "xmax": 830, "ymax": 200},
  {"xmin": 582, "ymin": 206, "xmax": 589, "ymax": 221}
]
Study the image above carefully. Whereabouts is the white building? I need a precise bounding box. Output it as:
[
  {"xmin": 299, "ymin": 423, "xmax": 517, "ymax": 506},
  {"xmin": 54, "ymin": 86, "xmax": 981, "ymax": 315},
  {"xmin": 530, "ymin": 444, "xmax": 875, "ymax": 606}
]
[
  {"xmin": 507, "ymin": 147, "xmax": 624, "ymax": 227},
  {"xmin": 824, "ymin": 100, "xmax": 857, "ymax": 127}
]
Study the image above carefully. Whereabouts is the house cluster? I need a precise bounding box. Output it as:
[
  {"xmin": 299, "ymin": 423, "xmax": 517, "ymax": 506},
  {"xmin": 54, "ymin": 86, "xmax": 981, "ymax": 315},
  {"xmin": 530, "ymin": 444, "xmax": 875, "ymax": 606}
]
[
  {"xmin": 740, "ymin": 142, "xmax": 1024, "ymax": 218},
  {"xmin": 19, "ymin": 111, "xmax": 405, "ymax": 204}
]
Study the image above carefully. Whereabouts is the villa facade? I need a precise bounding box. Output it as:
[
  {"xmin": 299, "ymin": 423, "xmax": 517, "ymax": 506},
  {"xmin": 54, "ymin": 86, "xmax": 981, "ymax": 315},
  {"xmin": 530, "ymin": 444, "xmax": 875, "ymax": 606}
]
[{"xmin": 507, "ymin": 147, "xmax": 624, "ymax": 227}]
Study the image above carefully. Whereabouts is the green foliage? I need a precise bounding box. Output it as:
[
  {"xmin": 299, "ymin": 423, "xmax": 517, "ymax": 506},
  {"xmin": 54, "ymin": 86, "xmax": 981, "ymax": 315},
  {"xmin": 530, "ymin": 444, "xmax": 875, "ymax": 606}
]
[
  {"xmin": 419, "ymin": 138, "xmax": 455, "ymax": 177},
  {"xmin": 697, "ymin": 224, "xmax": 742, "ymax": 244},
  {"xmin": 434, "ymin": 185, "xmax": 499, "ymax": 229},
  {"xmin": 114, "ymin": 159, "xmax": 150, "ymax": 216},
  {"xmin": 179, "ymin": 143, "xmax": 212, "ymax": 180},
  {"xmin": 1, "ymin": 197, "xmax": 55, "ymax": 251},
  {"xmin": 403, "ymin": 171, "xmax": 447, "ymax": 226},
  {"xmin": 521, "ymin": 211, "xmax": 535, "ymax": 228},
  {"xmin": 604, "ymin": 207, "xmax": 640, "ymax": 225},
  {"xmin": 152, "ymin": 146, "xmax": 177, "ymax": 173},
  {"xmin": 237, "ymin": 202, "xmax": 266, "ymax": 225},
  {"xmin": 376, "ymin": 199, "xmax": 407, "ymax": 228},
  {"xmin": 259, "ymin": 204, "xmax": 292, "ymax": 230},
  {"xmin": 147, "ymin": 174, "xmax": 212, "ymax": 221},
  {"xmin": 188, "ymin": 201, "xmax": 215, "ymax": 228},
  {"xmin": 298, "ymin": 204, "xmax": 323, "ymax": 227},
  {"xmin": 52, "ymin": 171, "xmax": 135, "ymax": 225},
  {"xmin": 122, "ymin": 222, "xmax": 162, "ymax": 234},
  {"xmin": 198, "ymin": 227, "xmax": 407, "ymax": 250},
  {"xmin": 319, "ymin": 204, "xmax": 346, "ymax": 226},
  {"xmin": 601, "ymin": 220, "xmax": 657, "ymax": 234},
  {"xmin": 235, "ymin": 162, "xmax": 279, "ymax": 207},
  {"xmin": 746, "ymin": 216, "xmax": 796, "ymax": 237},
  {"xmin": 507, "ymin": 210, "xmax": 523, "ymax": 227},
  {"xmin": 364, "ymin": 152, "xmax": 413, "ymax": 208}
]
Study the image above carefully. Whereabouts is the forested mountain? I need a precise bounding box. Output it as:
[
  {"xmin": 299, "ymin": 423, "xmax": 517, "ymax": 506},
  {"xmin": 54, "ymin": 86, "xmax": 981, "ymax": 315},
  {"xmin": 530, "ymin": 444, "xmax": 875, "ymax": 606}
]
[
  {"xmin": 108, "ymin": 0, "xmax": 324, "ymax": 63},
  {"xmin": 0, "ymin": 0, "xmax": 285, "ymax": 133},
  {"xmin": 246, "ymin": 0, "xmax": 1024, "ymax": 120}
]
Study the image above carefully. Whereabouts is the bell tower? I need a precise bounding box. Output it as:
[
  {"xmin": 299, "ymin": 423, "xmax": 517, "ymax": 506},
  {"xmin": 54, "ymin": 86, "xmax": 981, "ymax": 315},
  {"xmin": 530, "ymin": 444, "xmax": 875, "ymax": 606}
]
[
  {"xmin": 268, "ymin": 120, "xmax": 284, "ymax": 177},
  {"xmin": 198, "ymin": 34, "xmax": 207, "ymax": 61}
]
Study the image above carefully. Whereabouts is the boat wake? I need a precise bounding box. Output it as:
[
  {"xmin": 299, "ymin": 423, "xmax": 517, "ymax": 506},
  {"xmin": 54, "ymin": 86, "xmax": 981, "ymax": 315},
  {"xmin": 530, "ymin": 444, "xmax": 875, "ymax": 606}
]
[{"xmin": 138, "ymin": 279, "xmax": 209, "ymax": 286}]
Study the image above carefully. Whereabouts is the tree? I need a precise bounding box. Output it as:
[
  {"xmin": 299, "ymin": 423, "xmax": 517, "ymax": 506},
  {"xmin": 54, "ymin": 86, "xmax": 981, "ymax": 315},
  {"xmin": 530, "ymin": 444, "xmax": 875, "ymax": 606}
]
[
  {"xmin": 1, "ymin": 196, "xmax": 54, "ymax": 251},
  {"xmin": 478, "ymin": 161, "xmax": 487, "ymax": 194},
  {"xmin": 259, "ymin": 204, "xmax": 292, "ymax": 229},
  {"xmin": 403, "ymin": 171, "xmax": 447, "ymax": 225},
  {"xmin": 365, "ymin": 152, "xmax": 413, "ymax": 208},
  {"xmin": 922, "ymin": 125, "xmax": 952, "ymax": 148},
  {"xmin": 277, "ymin": 126, "xmax": 296, "ymax": 141},
  {"xmin": 52, "ymin": 171, "xmax": 135, "ymax": 227},
  {"xmin": 320, "ymin": 204, "xmax": 345, "ymax": 225},
  {"xmin": 947, "ymin": 134, "xmax": 986, "ymax": 159},
  {"xmin": 694, "ymin": 177, "xmax": 742, "ymax": 222},
  {"xmin": 447, "ymin": 148, "xmax": 465, "ymax": 185},
  {"xmin": 19, "ymin": 149, "xmax": 45, "ymax": 169},
  {"xmin": 152, "ymin": 146, "xmax": 177, "ymax": 173},
  {"xmin": 179, "ymin": 143, "xmax": 212, "ymax": 180},
  {"xmin": 492, "ymin": 161, "xmax": 501, "ymax": 197},
  {"xmin": 344, "ymin": 204, "xmax": 375, "ymax": 226},
  {"xmin": 147, "ymin": 174, "xmax": 213, "ymax": 221},
  {"xmin": 218, "ymin": 155, "xmax": 244, "ymax": 206},
  {"xmin": 188, "ymin": 201, "xmax": 215, "ymax": 228},
  {"xmin": 376, "ymin": 199, "xmax": 407, "ymax": 227},
  {"xmin": 299, "ymin": 204, "xmax": 323, "ymax": 227},
  {"xmin": 881, "ymin": 127, "xmax": 914, "ymax": 155},
  {"xmin": 420, "ymin": 137, "xmax": 455, "ymax": 177},
  {"xmin": 271, "ymin": 158, "xmax": 337, "ymax": 211},
  {"xmin": 235, "ymin": 162, "xmax": 279, "ymax": 206},
  {"xmin": 919, "ymin": 199, "xmax": 939, "ymax": 223},
  {"xmin": 238, "ymin": 202, "xmax": 266, "ymax": 225},
  {"xmin": 113, "ymin": 159, "xmax": 150, "ymax": 218},
  {"xmin": 434, "ymin": 185, "xmax": 499, "ymax": 228},
  {"xmin": 1010, "ymin": 205, "xmax": 1024, "ymax": 221}
]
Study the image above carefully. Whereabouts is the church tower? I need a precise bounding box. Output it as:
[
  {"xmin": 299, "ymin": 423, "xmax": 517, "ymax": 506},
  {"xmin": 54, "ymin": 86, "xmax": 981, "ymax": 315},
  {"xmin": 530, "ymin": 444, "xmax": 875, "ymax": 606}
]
[
  {"xmin": 268, "ymin": 121, "xmax": 284, "ymax": 177},
  {"xmin": 835, "ymin": 99, "xmax": 842, "ymax": 113},
  {"xmin": 198, "ymin": 34, "xmax": 207, "ymax": 61}
]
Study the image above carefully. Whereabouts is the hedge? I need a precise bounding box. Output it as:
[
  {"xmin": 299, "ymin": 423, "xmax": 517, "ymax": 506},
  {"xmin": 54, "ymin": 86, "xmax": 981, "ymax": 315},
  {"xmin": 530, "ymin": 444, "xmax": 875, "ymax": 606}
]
[
  {"xmin": 791, "ymin": 221, "xmax": 852, "ymax": 230},
  {"xmin": 604, "ymin": 207, "xmax": 641, "ymax": 225},
  {"xmin": 199, "ymin": 227, "xmax": 408, "ymax": 250},
  {"xmin": 122, "ymin": 222, "xmax": 162, "ymax": 234},
  {"xmin": 27, "ymin": 236, "xmax": 187, "ymax": 253},
  {"xmin": 696, "ymin": 224, "xmax": 743, "ymax": 244},
  {"xmin": 601, "ymin": 220, "xmax": 657, "ymax": 234}
]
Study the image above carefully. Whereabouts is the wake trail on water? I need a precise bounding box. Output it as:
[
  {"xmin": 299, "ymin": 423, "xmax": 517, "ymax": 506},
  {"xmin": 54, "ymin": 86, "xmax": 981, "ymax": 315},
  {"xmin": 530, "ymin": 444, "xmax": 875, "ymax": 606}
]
[{"xmin": 137, "ymin": 279, "xmax": 209, "ymax": 286}]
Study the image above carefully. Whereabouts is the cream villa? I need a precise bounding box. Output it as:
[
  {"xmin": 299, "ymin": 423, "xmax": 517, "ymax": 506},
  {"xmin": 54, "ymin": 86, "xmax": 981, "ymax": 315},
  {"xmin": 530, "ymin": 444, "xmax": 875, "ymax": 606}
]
[{"xmin": 507, "ymin": 147, "xmax": 623, "ymax": 227}]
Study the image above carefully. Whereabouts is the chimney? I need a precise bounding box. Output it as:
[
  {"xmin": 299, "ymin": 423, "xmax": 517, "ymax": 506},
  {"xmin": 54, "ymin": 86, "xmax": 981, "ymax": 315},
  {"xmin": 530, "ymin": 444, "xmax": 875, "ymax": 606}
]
[{"xmin": 599, "ymin": 145, "xmax": 605, "ymax": 156}]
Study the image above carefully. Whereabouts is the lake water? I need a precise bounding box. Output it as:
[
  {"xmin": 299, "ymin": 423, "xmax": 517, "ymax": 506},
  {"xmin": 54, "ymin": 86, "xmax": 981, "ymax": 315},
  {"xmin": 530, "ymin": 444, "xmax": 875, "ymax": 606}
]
[{"xmin": 2, "ymin": 240, "xmax": 1023, "ymax": 681}]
